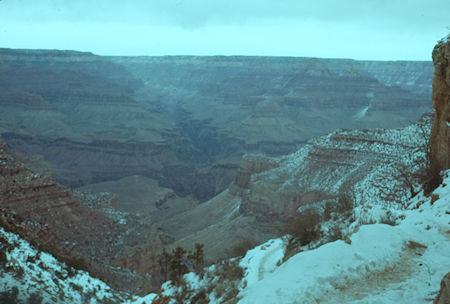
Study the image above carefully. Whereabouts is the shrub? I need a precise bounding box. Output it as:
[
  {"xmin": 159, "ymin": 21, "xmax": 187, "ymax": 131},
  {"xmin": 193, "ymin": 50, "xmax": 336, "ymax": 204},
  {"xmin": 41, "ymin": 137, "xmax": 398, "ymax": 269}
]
[
  {"xmin": 157, "ymin": 248, "xmax": 172, "ymax": 282},
  {"xmin": 187, "ymin": 243, "xmax": 205, "ymax": 272},
  {"xmin": 0, "ymin": 286, "xmax": 19, "ymax": 304},
  {"xmin": 156, "ymin": 256, "xmax": 244, "ymax": 304},
  {"xmin": 158, "ymin": 243, "xmax": 206, "ymax": 284},
  {"xmin": 213, "ymin": 259, "xmax": 244, "ymax": 303},
  {"xmin": 285, "ymin": 209, "xmax": 321, "ymax": 246},
  {"xmin": 14, "ymin": 266, "xmax": 24, "ymax": 279},
  {"xmin": 336, "ymin": 185, "xmax": 355, "ymax": 213},
  {"xmin": 394, "ymin": 163, "xmax": 420, "ymax": 198},
  {"xmin": 431, "ymin": 194, "xmax": 440, "ymax": 204},
  {"xmin": 69, "ymin": 282, "xmax": 83, "ymax": 293},
  {"xmin": 217, "ymin": 260, "xmax": 244, "ymax": 283},
  {"xmin": 0, "ymin": 248, "xmax": 7, "ymax": 267},
  {"xmin": 169, "ymin": 246, "xmax": 189, "ymax": 285},
  {"xmin": 327, "ymin": 224, "xmax": 343, "ymax": 242},
  {"xmin": 152, "ymin": 295, "xmax": 172, "ymax": 304},
  {"xmin": 27, "ymin": 292, "xmax": 44, "ymax": 304},
  {"xmin": 281, "ymin": 208, "xmax": 323, "ymax": 263},
  {"xmin": 190, "ymin": 289, "xmax": 209, "ymax": 304},
  {"xmin": 282, "ymin": 237, "xmax": 302, "ymax": 264},
  {"xmin": 26, "ymin": 254, "xmax": 37, "ymax": 264}
]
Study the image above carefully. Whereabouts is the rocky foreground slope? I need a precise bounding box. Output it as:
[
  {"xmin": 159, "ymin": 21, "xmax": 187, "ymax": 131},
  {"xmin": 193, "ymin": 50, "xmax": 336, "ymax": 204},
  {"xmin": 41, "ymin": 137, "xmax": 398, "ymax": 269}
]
[{"xmin": 0, "ymin": 136, "xmax": 165, "ymax": 293}]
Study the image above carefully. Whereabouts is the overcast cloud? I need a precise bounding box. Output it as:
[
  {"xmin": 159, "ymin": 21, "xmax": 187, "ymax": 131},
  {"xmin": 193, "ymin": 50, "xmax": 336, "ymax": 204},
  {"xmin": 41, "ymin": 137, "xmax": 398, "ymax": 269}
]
[{"xmin": 0, "ymin": 0, "xmax": 448, "ymax": 60}]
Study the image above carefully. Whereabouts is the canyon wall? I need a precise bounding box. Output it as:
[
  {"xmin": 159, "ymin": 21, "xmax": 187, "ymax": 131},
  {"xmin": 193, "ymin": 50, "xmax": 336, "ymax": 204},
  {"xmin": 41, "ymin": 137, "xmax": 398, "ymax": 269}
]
[
  {"xmin": 431, "ymin": 37, "xmax": 450, "ymax": 171},
  {"xmin": 0, "ymin": 49, "xmax": 433, "ymax": 203},
  {"xmin": 168, "ymin": 117, "xmax": 432, "ymax": 261}
]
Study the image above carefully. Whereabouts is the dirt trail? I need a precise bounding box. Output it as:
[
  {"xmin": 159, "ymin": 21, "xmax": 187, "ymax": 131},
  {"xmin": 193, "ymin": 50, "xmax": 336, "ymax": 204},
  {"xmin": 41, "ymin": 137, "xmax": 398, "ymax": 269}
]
[
  {"xmin": 314, "ymin": 245, "xmax": 434, "ymax": 303},
  {"xmin": 257, "ymin": 244, "xmax": 283, "ymax": 281}
]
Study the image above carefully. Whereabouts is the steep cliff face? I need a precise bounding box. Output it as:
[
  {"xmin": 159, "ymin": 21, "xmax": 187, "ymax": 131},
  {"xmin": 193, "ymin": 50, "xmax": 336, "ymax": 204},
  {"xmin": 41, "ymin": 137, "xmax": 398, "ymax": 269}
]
[
  {"xmin": 0, "ymin": 137, "xmax": 164, "ymax": 293},
  {"xmin": 431, "ymin": 37, "xmax": 450, "ymax": 171}
]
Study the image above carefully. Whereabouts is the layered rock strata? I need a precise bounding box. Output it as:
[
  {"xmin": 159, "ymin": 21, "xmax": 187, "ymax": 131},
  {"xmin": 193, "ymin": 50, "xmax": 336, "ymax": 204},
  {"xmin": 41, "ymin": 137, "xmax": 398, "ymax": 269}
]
[
  {"xmin": 0, "ymin": 49, "xmax": 434, "ymax": 203},
  {"xmin": 0, "ymin": 137, "xmax": 164, "ymax": 294},
  {"xmin": 168, "ymin": 117, "xmax": 432, "ymax": 261}
]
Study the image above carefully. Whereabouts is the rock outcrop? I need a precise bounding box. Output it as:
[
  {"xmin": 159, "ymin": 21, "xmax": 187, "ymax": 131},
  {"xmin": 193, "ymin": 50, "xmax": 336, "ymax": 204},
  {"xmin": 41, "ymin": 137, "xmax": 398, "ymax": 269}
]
[
  {"xmin": 435, "ymin": 272, "xmax": 450, "ymax": 304},
  {"xmin": 431, "ymin": 37, "xmax": 450, "ymax": 171}
]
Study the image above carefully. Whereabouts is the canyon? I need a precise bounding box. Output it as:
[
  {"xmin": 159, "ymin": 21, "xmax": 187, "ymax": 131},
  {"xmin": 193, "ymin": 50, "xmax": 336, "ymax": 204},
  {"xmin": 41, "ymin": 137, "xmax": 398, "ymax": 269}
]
[
  {"xmin": 0, "ymin": 49, "xmax": 432, "ymax": 203},
  {"xmin": 0, "ymin": 47, "xmax": 442, "ymax": 294}
]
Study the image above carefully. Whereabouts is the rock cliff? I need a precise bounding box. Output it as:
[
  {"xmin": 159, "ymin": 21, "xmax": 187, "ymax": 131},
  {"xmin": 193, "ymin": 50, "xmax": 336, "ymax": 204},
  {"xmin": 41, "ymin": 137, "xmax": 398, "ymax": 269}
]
[
  {"xmin": 431, "ymin": 36, "xmax": 450, "ymax": 171},
  {"xmin": 0, "ymin": 136, "xmax": 164, "ymax": 293}
]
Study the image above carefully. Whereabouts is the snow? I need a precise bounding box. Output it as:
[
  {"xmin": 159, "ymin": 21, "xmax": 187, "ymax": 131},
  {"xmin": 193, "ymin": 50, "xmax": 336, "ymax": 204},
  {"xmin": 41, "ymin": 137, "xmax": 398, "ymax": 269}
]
[
  {"xmin": 125, "ymin": 293, "xmax": 158, "ymax": 304},
  {"xmin": 104, "ymin": 171, "xmax": 450, "ymax": 304},
  {"xmin": 240, "ymin": 238, "xmax": 285, "ymax": 286},
  {"xmin": 354, "ymin": 106, "xmax": 370, "ymax": 120},
  {"xmin": 237, "ymin": 171, "xmax": 450, "ymax": 303},
  {"xmin": 0, "ymin": 228, "xmax": 120, "ymax": 303},
  {"xmin": 225, "ymin": 197, "xmax": 242, "ymax": 219}
]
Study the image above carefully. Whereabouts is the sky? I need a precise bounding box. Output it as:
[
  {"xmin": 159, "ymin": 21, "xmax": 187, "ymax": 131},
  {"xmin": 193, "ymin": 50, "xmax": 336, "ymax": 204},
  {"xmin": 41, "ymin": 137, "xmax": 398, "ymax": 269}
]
[{"xmin": 0, "ymin": 0, "xmax": 449, "ymax": 60}]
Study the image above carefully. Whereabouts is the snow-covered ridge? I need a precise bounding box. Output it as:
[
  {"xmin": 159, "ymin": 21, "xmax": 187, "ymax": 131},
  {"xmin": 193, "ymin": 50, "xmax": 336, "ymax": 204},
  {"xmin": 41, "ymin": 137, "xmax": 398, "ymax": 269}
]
[{"xmin": 239, "ymin": 116, "xmax": 432, "ymax": 223}]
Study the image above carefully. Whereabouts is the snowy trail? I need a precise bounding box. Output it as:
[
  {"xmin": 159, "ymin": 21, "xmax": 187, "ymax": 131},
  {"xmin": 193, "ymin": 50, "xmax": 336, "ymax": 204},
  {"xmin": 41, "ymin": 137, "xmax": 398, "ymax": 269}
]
[
  {"xmin": 238, "ymin": 182, "xmax": 450, "ymax": 304},
  {"xmin": 240, "ymin": 239, "xmax": 285, "ymax": 287},
  {"xmin": 315, "ymin": 244, "xmax": 432, "ymax": 303},
  {"xmin": 257, "ymin": 243, "xmax": 284, "ymax": 281}
]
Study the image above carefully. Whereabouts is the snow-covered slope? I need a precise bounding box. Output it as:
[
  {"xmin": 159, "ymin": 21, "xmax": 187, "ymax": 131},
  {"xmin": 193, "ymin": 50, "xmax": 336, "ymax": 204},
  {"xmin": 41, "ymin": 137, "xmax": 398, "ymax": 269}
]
[
  {"xmin": 141, "ymin": 171, "xmax": 449, "ymax": 304},
  {"xmin": 0, "ymin": 227, "xmax": 126, "ymax": 303},
  {"xmin": 248, "ymin": 116, "xmax": 431, "ymax": 214},
  {"xmin": 239, "ymin": 171, "xmax": 450, "ymax": 303}
]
